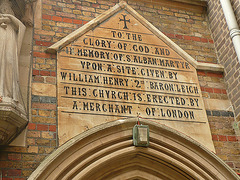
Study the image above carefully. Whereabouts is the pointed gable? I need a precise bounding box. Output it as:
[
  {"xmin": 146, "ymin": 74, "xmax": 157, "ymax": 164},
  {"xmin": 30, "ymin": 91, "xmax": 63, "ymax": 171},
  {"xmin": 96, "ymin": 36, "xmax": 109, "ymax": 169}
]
[
  {"xmin": 48, "ymin": 1, "xmax": 223, "ymax": 71},
  {"xmin": 50, "ymin": 1, "xmax": 217, "ymax": 151}
]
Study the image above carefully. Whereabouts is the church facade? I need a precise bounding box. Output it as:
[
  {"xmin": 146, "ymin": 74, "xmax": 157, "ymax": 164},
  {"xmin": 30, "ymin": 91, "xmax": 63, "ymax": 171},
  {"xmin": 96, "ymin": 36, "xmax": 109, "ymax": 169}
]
[{"xmin": 0, "ymin": 0, "xmax": 240, "ymax": 179}]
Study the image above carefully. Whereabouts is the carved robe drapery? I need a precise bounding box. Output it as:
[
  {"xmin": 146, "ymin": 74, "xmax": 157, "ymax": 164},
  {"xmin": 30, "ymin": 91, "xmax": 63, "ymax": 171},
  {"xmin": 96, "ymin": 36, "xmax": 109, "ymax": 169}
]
[
  {"xmin": 0, "ymin": 0, "xmax": 28, "ymax": 145},
  {"xmin": 0, "ymin": 14, "xmax": 26, "ymax": 103}
]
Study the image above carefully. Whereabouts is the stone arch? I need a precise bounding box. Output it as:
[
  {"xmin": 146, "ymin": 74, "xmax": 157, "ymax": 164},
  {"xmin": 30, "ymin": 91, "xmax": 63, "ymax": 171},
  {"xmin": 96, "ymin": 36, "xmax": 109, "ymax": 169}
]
[{"xmin": 28, "ymin": 118, "xmax": 239, "ymax": 180}]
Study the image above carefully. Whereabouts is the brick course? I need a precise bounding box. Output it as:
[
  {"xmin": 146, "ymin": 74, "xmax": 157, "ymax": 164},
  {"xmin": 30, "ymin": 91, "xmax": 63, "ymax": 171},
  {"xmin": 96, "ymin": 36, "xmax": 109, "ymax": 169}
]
[
  {"xmin": 1, "ymin": 0, "xmax": 240, "ymax": 179},
  {"xmin": 0, "ymin": 95, "xmax": 57, "ymax": 179},
  {"xmin": 209, "ymin": 114, "xmax": 240, "ymax": 173},
  {"xmin": 207, "ymin": 0, "xmax": 240, "ymax": 121}
]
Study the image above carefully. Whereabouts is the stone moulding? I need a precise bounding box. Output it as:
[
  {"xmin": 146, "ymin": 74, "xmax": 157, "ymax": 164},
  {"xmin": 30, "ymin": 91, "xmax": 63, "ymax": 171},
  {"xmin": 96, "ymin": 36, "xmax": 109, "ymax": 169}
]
[
  {"xmin": 0, "ymin": 97, "xmax": 28, "ymax": 145},
  {"xmin": 173, "ymin": 0, "xmax": 207, "ymax": 7},
  {"xmin": 46, "ymin": 1, "xmax": 224, "ymax": 72},
  {"xmin": 28, "ymin": 118, "xmax": 239, "ymax": 179}
]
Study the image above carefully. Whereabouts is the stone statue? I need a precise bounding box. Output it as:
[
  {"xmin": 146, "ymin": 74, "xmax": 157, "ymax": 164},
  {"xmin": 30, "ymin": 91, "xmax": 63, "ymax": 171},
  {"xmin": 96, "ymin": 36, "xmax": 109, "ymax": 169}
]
[{"xmin": 0, "ymin": 0, "xmax": 26, "ymax": 104}]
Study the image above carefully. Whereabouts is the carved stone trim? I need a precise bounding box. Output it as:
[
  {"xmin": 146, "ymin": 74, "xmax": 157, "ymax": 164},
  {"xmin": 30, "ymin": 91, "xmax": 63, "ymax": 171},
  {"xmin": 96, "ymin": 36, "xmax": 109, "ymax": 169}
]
[
  {"xmin": 0, "ymin": 98, "xmax": 28, "ymax": 145},
  {"xmin": 46, "ymin": 1, "xmax": 223, "ymax": 72},
  {"xmin": 172, "ymin": 0, "xmax": 207, "ymax": 7},
  {"xmin": 28, "ymin": 118, "xmax": 239, "ymax": 180}
]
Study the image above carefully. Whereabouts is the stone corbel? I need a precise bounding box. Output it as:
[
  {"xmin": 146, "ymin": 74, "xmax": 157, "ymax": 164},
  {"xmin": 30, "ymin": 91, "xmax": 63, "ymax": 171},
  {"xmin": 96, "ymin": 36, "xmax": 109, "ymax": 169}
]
[{"xmin": 0, "ymin": 97, "xmax": 28, "ymax": 145}]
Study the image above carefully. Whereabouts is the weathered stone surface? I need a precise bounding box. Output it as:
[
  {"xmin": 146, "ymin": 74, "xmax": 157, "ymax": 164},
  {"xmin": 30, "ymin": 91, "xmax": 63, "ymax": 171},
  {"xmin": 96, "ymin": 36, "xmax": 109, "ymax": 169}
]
[
  {"xmin": 0, "ymin": 98, "xmax": 28, "ymax": 144},
  {"xmin": 204, "ymin": 99, "xmax": 233, "ymax": 111},
  {"xmin": 51, "ymin": 2, "xmax": 215, "ymax": 151},
  {"xmin": 0, "ymin": 0, "xmax": 29, "ymax": 145},
  {"xmin": 32, "ymin": 83, "xmax": 56, "ymax": 97}
]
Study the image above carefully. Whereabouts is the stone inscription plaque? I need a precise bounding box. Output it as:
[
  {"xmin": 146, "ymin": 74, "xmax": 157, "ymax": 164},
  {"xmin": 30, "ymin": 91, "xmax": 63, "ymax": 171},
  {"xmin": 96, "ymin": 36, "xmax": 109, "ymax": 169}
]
[{"xmin": 57, "ymin": 9, "xmax": 214, "ymax": 151}]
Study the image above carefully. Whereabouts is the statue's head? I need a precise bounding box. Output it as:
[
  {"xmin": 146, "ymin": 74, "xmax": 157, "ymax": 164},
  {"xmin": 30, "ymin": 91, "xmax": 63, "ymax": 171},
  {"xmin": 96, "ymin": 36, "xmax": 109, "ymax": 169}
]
[{"xmin": 0, "ymin": 0, "xmax": 15, "ymax": 16}]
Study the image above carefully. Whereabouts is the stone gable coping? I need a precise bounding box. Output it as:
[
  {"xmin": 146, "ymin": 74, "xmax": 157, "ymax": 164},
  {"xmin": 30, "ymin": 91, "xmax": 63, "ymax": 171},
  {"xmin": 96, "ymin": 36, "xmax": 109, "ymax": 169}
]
[{"xmin": 47, "ymin": 1, "xmax": 224, "ymax": 72}]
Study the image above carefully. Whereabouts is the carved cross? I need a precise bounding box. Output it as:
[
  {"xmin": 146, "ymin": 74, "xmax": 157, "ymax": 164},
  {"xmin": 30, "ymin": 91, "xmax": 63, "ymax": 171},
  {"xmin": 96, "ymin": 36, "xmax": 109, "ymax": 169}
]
[{"xmin": 119, "ymin": 14, "xmax": 130, "ymax": 29}]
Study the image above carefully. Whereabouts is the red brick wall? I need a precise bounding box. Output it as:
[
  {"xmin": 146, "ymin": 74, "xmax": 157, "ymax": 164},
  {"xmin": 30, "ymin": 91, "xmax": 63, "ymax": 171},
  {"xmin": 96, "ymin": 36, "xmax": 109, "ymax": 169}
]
[
  {"xmin": 0, "ymin": 96, "xmax": 57, "ymax": 180},
  {"xmin": 209, "ymin": 114, "xmax": 240, "ymax": 172},
  {"xmin": 0, "ymin": 0, "xmax": 239, "ymax": 179},
  {"xmin": 207, "ymin": 0, "xmax": 240, "ymax": 122},
  {"xmin": 198, "ymin": 70, "xmax": 240, "ymax": 173}
]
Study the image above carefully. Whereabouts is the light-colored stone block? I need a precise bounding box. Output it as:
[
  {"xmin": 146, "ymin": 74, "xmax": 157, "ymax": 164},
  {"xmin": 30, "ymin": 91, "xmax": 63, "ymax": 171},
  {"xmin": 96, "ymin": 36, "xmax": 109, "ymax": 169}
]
[
  {"xmin": 203, "ymin": 99, "xmax": 233, "ymax": 111},
  {"xmin": 32, "ymin": 83, "xmax": 56, "ymax": 97}
]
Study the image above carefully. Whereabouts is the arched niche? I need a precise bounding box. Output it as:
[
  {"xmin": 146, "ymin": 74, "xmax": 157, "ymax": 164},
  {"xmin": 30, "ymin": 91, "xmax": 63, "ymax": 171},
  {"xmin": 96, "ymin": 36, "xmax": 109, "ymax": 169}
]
[{"xmin": 28, "ymin": 118, "xmax": 239, "ymax": 180}]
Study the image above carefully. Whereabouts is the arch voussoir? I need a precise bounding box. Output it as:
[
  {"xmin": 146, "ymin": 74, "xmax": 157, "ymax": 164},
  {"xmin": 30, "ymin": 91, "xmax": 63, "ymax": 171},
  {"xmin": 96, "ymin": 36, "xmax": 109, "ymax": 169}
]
[{"xmin": 28, "ymin": 118, "xmax": 239, "ymax": 180}]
